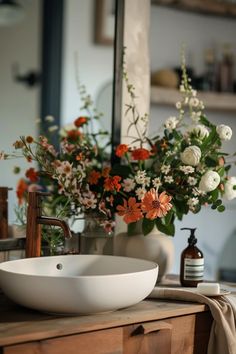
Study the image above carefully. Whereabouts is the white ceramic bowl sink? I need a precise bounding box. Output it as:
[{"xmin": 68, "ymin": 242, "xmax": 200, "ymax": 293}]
[{"xmin": 0, "ymin": 254, "xmax": 158, "ymax": 314}]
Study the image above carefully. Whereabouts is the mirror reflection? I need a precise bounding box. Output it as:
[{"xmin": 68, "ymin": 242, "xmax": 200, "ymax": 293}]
[{"xmin": 0, "ymin": 0, "xmax": 114, "ymax": 224}]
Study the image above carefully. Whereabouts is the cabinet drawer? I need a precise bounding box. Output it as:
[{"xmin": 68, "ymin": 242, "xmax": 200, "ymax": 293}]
[
  {"xmin": 123, "ymin": 312, "xmax": 212, "ymax": 354},
  {"xmin": 3, "ymin": 327, "xmax": 123, "ymax": 354}
]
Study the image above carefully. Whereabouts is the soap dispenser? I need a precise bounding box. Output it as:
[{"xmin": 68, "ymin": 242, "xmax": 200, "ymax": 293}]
[{"xmin": 180, "ymin": 228, "xmax": 204, "ymax": 287}]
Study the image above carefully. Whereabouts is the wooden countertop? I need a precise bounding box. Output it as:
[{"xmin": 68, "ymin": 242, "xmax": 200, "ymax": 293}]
[{"xmin": 0, "ymin": 290, "xmax": 208, "ymax": 347}]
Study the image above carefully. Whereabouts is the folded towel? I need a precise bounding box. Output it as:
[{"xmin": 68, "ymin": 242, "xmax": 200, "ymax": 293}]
[{"xmin": 148, "ymin": 287, "xmax": 236, "ymax": 354}]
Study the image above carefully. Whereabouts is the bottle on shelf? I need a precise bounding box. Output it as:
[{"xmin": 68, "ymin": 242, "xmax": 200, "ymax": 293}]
[
  {"xmin": 180, "ymin": 227, "xmax": 204, "ymax": 287},
  {"xmin": 218, "ymin": 43, "xmax": 234, "ymax": 93},
  {"xmin": 202, "ymin": 47, "xmax": 217, "ymax": 92}
]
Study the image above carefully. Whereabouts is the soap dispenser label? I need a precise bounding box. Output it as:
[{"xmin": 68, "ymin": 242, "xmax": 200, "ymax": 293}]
[{"xmin": 184, "ymin": 258, "xmax": 204, "ymax": 281}]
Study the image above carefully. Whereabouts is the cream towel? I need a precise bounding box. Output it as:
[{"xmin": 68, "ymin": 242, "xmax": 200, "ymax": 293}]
[{"xmin": 148, "ymin": 287, "xmax": 236, "ymax": 354}]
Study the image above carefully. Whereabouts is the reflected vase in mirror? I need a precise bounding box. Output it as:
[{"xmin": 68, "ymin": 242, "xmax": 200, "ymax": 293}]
[{"xmin": 79, "ymin": 212, "xmax": 114, "ymax": 255}]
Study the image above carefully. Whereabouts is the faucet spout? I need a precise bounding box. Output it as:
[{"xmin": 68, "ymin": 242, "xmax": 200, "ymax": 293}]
[
  {"xmin": 38, "ymin": 216, "xmax": 72, "ymax": 239},
  {"xmin": 25, "ymin": 191, "xmax": 72, "ymax": 258}
]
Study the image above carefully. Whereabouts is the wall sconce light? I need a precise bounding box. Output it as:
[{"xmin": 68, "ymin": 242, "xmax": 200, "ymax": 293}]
[{"xmin": 0, "ymin": 0, "xmax": 25, "ymax": 26}]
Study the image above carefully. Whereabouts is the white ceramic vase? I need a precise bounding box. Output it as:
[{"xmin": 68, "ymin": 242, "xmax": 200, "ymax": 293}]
[{"xmin": 113, "ymin": 223, "xmax": 174, "ymax": 282}]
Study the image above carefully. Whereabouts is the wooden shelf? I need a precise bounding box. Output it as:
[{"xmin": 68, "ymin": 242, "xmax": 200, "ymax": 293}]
[
  {"xmin": 151, "ymin": 86, "xmax": 236, "ymax": 112},
  {"xmin": 152, "ymin": 0, "xmax": 236, "ymax": 18}
]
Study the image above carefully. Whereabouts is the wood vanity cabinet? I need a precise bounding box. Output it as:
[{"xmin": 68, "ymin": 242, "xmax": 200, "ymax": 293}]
[{"xmin": 0, "ymin": 294, "xmax": 212, "ymax": 354}]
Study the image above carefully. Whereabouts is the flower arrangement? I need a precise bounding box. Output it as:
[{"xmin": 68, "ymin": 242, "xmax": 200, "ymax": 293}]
[
  {"xmin": 110, "ymin": 57, "xmax": 236, "ymax": 236},
  {"xmin": 2, "ymin": 54, "xmax": 236, "ymax": 241}
]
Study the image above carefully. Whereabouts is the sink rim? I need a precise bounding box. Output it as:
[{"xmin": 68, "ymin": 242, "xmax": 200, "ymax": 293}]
[{"xmin": 0, "ymin": 254, "xmax": 158, "ymax": 279}]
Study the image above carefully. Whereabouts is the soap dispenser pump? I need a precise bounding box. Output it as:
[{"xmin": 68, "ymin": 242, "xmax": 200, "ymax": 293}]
[{"xmin": 180, "ymin": 227, "xmax": 204, "ymax": 287}]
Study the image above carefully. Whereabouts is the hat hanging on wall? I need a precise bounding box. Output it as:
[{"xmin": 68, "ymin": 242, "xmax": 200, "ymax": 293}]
[{"xmin": 0, "ymin": 0, "xmax": 25, "ymax": 26}]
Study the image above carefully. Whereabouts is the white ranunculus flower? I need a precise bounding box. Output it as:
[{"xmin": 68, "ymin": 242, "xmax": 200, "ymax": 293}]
[
  {"xmin": 164, "ymin": 116, "xmax": 179, "ymax": 131},
  {"xmin": 189, "ymin": 124, "xmax": 209, "ymax": 139},
  {"xmin": 181, "ymin": 145, "xmax": 201, "ymax": 166},
  {"xmin": 199, "ymin": 171, "xmax": 220, "ymax": 192},
  {"xmin": 216, "ymin": 124, "xmax": 232, "ymax": 141},
  {"xmin": 224, "ymin": 177, "xmax": 236, "ymax": 200}
]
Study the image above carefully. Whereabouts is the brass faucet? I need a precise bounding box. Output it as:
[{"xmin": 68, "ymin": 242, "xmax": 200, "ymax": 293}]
[{"xmin": 25, "ymin": 191, "xmax": 72, "ymax": 257}]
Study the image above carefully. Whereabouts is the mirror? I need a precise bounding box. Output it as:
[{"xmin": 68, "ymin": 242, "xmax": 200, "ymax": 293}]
[{"xmin": 0, "ymin": 0, "xmax": 121, "ymax": 225}]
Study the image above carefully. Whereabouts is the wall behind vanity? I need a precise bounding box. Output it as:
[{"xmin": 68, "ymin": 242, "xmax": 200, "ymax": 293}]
[{"xmin": 149, "ymin": 4, "xmax": 236, "ymax": 280}]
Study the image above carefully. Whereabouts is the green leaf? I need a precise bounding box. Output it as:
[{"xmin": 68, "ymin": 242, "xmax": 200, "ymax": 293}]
[
  {"xmin": 155, "ymin": 219, "xmax": 175, "ymax": 236},
  {"xmin": 142, "ymin": 218, "xmax": 155, "ymax": 236},
  {"xmin": 205, "ymin": 156, "xmax": 218, "ymax": 167},
  {"xmin": 210, "ymin": 189, "xmax": 219, "ymax": 203},
  {"xmin": 217, "ymin": 167, "xmax": 225, "ymax": 177},
  {"xmin": 164, "ymin": 210, "xmax": 174, "ymax": 225},
  {"xmin": 217, "ymin": 205, "xmax": 225, "ymax": 212},
  {"xmin": 127, "ymin": 222, "xmax": 138, "ymax": 236}
]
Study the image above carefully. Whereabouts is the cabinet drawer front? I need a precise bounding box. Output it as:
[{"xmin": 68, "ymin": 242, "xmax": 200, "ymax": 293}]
[
  {"xmin": 124, "ymin": 320, "xmax": 172, "ymax": 354},
  {"xmin": 4, "ymin": 327, "xmax": 123, "ymax": 354}
]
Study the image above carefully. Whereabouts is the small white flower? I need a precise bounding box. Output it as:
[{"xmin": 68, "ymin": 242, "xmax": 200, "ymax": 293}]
[
  {"xmin": 191, "ymin": 89, "xmax": 197, "ymax": 97},
  {"xmin": 135, "ymin": 170, "xmax": 147, "ymax": 184},
  {"xmin": 179, "ymin": 165, "xmax": 195, "ymax": 175},
  {"xmin": 192, "ymin": 188, "xmax": 206, "ymax": 197},
  {"xmin": 191, "ymin": 111, "xmax": 201, "ymax": 122},
  {"xmin": 181, "ymin": 145, "xmax": 201, "ymax": 166},
  {"xmin": 199, "ymin": 171, "xmax": 220, "ymax": 192},
  {"xmin": 164, "ymin": 176, "xmax": 174, "ymax": 183},
  {"xmin": 161, "ymin": 164, "xmax": 171, "ymax": 174},
  {"xmin": 187, "ymin": 176, "xmax": 197, "ymax": 186},
  {"xmin": 143, "ymin": 176, "xmax": 151, "ymax": 187},
  {"xmin": 122, "ymin": 178, "xmax": 136, "ymax": 192},
  {"xmin": 176, "ymin": 101, "xmax": 182, "ymax": 109},
  {"xmin": 187, "ymin": 197, "xmax": 199, "ymax": 209},
  {"xmin": 189, "ymin": 97, "xmax": 199, "ymax": 107},
  {"xmin": 216, "ymin": 124, "xmax": 232, "ymax": 141},
  {"xmin": 45, "ymin": 115, "xmax": 55, "ymax": 122},
  {"xmin": 152, "ymin": 177, "xmax": 162, "ymax": 188},
  {"xmin": 48, "ymin": 125, "xmax": 59, "ymax": 132},
  {"xmin": 189, "ymin": 124, "xmax": 209, "ymax": 139},
  {"xmin": 164, "ymin": 116, "xmax": 179, "ymax": 131},
  {"xmin": 135, "ymin": 187, "xmax": 146, "ymax": 200},
  {"xmin": 224, "ymin": 177, "xmax": 236, "ymax": 200}
]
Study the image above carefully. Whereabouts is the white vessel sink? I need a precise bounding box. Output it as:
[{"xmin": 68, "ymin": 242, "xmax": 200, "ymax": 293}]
[{"xmin": 0, "ymin": 254, "xmax": 158, "ymax": 314}]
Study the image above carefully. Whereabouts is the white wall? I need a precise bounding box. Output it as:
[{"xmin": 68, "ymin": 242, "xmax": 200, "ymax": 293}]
[
  {"xmin": 149, "ymin": 5, "xmax": 236, "ymax": 279},
  {"xmin": 0, "ymin": 0, "xmax": 41, "ymax": 223}
]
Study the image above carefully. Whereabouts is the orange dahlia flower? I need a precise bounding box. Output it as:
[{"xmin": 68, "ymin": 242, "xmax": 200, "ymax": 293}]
[
  {"xmin": 131, "ymin": 148, "xmax": 150, "ymax": 160},
  {"xmin": 117, "ymin": 197, "xmax": 142, "ymax": 224},
  {"xmin": 115, "ymin": 144, "xmax": 128, "ymax": 157},
  {"xmin": 104, "ymin": 176, "xmax": 121, "ymax": 192},
  {"xmin": 25, "ymin": 167, "xmax": 39, "ymax": 183},
  {"xmin": 88, "ymin": 170, "xmax": 101, "ymax": 185},
  {"xmin": 141, "ymin": 189, "xmax": 172, "ymax": 219},
  {"xmin": 74, "ymin": 116, "xmax": 87, "ymax": 127}
]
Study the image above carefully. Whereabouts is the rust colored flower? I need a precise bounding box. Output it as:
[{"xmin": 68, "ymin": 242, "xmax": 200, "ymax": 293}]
[
  {"xmin": 88, "ymin": 170, "xmax": 101, "ymax": 185},
  {"xmin": 67, "ymin": 129, "xmax": 81, "ymax": 141},
  {"xmin": 26, "ymin": 156, "xmax": 32, "ymax": 163},
  {"xmin": 76, "ymin": 153, "xmax": 83, "ymax": 161},
  {"xmin": 13, "ymin": 140, "xmax": 24, "ymax": 149},
  {"xmin": 26, "ymin": 136, "xmax": 34, "ymax": 144},
  {"xmin": 16, "ymin": 178, "xmax": 28, "ymax": 205},
  {"xmin": 117, "ymin": 197, "xmax": 142, "ymax": 224},
  {"xmin": 115, "ymin": 144, "xmax": 129, "ymax": 157},
  {"xmin": 25, "ymin": 168, "xmax": 39, "ymax": 183},
  {"xmin": 141, "ymin": 189, "xmax": 172, "ymax": 220},
  {"xmin": 104, "ymin": 176, "xmax": 121, "ymax": 192},
  {"xmin": 131, "ymin": 148, "xmax": 150, "ymax": 161},
  {"xmin": 74, "ymin": 116, "xmax": 88, "ymax": 127},
  {"xmin": 160, "ymin": 139, "xmax": 168, "ymax": 150},
  {"xmin": 102, "ymin": 167, "xmax": 111, "ymax": 178},
  {"xmin": 218, "ymin": 156, "xmax": 225, "ymax": 167}
]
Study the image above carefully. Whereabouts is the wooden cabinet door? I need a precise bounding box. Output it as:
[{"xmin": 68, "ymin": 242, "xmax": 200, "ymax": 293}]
[{"xmin": 3, "ymin": 327, "xmax": 123, "ymax": 354}]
